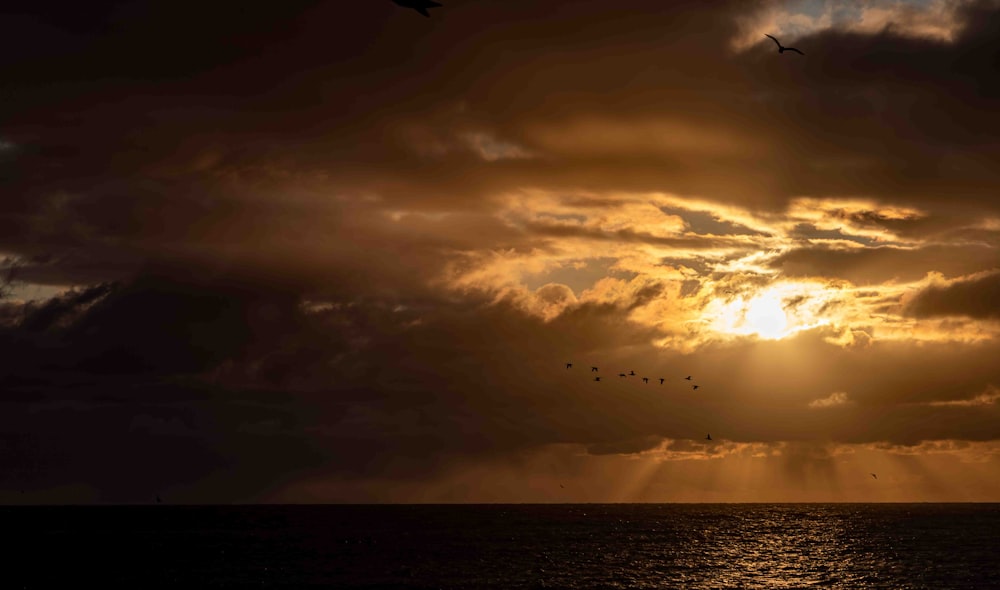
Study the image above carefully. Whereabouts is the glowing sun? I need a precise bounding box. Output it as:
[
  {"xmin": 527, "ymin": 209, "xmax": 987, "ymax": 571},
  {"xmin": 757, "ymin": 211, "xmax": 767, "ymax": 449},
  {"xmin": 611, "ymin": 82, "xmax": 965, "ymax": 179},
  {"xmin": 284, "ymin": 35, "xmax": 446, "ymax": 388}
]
[
  {"xmin": 703, "ymin": 281, "xmax": 837, "ymax": 341},
  {"xmin": 743, "ymin": 294, "xmax": 788, "ymax": 339}
]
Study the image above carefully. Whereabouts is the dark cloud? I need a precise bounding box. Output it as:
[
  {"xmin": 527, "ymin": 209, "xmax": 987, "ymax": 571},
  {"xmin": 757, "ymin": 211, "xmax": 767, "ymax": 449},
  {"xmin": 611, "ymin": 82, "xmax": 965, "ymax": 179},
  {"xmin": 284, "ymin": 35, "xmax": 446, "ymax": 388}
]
[
  {"xmin": 771, "ymin": 244, "xmax": 1000, "ymax": 283},
  {"xmin": 906, "ymin": 271, "xmax": 1000, "ymax": 319},
  {"xmin": 15, "ymin": 282, "xmax": 113, "ymax": 332},
  {"xmin": 586, "ymin": 435, "xmax": 663, "ymax": 456}
]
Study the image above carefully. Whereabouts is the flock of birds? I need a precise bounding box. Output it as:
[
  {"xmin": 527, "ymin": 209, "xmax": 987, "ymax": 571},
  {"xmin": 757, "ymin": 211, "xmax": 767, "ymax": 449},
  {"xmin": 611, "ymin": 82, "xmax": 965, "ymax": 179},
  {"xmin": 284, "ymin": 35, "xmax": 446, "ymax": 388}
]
[
  {"xmin": 564, "ymin": 363, "xmax": 712, "ymax": 441},
  {"xmin": 392, "ymin": 0, "xmax": 806, "ymax": 58},
  {"xmin": 566, "ymin": 363, "xmax": 702, "ymax": 391}
]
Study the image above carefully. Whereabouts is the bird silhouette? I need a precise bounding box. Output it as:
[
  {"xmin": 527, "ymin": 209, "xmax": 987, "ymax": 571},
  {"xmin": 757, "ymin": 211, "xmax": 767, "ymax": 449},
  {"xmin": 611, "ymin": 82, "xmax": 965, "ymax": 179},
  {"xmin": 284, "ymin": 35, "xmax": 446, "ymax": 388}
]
[
  {"xmin": 392, "ymin": 0, "xmax": 443, "ymax": 18},
  {"xmin": 692, "ymin": 385, "xmax": 699, "ymax": 390},
  {"xmin": 629, "ymin": 370, "xmax": 636, "ymax": 376},
  {"xmin": 685, "ymin": 376, "xmax": 692, "ymax": 380},
  {"xmin": 765, "ymin": 34, "xmax": 804, "ymax": 55},
  {"xmin": 591, "ymin": 366, "xmax": 599, "ymax": 372},
  {"xmin": 594, "ymin": 376, "xmax": 601, "ymax": 382},
  {"xmin": 659, "ymin": 378, "xmax": 665, "ymax": 385},
  {"xmin": 642, "ymin": 377, "xmax": 649, "ymax": 384},
  {"xmin": 618, "ymin": 373, "xmax": 627, "ymax": 378},
  {"xmin": 870, "ymin": 473, "xmax": 878, "ymax": 480},
  {"xmin": 566, "ymin": 363, "xmax": 573, "ymax": 369},
  {"xmin": 705, "ymin": 434, "xmax": 712, "ymax": 441}
]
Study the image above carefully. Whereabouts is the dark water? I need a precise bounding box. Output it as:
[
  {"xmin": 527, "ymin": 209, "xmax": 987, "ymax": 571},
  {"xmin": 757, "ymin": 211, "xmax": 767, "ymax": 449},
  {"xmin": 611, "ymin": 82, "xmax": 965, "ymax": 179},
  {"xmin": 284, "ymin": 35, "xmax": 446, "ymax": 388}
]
[{"xmin": 6, "ymin": 504, "xmax": 999, "ymax": 588}]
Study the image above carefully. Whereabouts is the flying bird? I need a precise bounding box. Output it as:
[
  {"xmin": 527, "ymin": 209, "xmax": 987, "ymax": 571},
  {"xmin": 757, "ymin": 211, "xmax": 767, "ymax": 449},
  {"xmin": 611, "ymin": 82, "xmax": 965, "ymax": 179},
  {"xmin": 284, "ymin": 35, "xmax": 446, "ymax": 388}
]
[
  {"xmin": 692, "ymin": 385, "xmax": 699, "ymax": 390},
  {"xmin": 765, "ymin": 34, "xmax": 804, "ymax": 55},
  {"xmin": 659, "ymin": 378, "xmax": 665, "ymax": 385},
  {"xmin": 705, "ymin": 434, "xmax": 712, "ymax": 441},
  {"xmin": 594, "ymin": 376, "xmax": 601, "ymax": 382},
  {"xmin": 642, "ymin": 377, "xmax": 649, "ymax": 384},
  {"xmin": 870, "ymin": 473, "xmax": 878, "ymax": 480},
  {"xmin": 392, "ymin": 0, "xmax": 443, "ymax": 18},
  {"xmin": 629, "ymin": 370, "xmax": 636, "ymax": 376},
  {"xmin": 685, "ymin": 376, "xmax": 692, "ymax": 381},
  {"xmin": 566, "ymin": 363, "xmax": 573, "ymax": 369},
  {"xmin": 591, "ymin": 366, "xmax": 599, "ymax": 372},
  {"xmin": 618, "ymin": 373, "xmax": 627, "ymax": 378}
]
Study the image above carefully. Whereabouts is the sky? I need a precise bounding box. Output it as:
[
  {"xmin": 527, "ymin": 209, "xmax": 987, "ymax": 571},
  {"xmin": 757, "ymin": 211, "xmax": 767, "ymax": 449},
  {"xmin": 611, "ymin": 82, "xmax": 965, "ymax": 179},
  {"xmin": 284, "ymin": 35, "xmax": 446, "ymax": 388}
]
[{"xmin": 2, "ymin": 0, "xmax": 1000, "ymax": 504}]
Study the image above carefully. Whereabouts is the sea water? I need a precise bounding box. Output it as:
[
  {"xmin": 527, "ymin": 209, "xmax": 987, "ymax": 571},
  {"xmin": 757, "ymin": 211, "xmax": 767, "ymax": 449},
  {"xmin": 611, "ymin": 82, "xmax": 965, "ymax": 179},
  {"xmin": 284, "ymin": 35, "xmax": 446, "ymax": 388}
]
[{"xmin": 6, "ymin": 504, "xmax": 999, "ymax": 588}]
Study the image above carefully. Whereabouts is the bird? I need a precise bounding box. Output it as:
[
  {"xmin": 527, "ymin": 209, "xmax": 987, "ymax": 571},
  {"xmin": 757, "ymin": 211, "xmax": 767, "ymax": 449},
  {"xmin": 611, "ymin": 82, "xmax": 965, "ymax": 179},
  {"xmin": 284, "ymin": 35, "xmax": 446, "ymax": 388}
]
[
  {"xmin": 560, "ymin": 484, "xmax": 565, "ymax": 489},
  {"xmin": 685, "ymin": 376, "xmax": 692, "ymax": 381},
  {"xmin": 618, "ymin": 373, "xmax": 627, "ymax": 378},
  {"xmin": 594, "ymin": 376, "xmax": 601, "ymax": 382},
  {"xmin": 692, "ymin": 385, "xmax": 699, "ymax": 390},
  {"xmin": 392, "ymin": 0, "xmax": 443, "ymax": 18},
  {"xmin": 705, "ymin": 434, "xmax": 712, "ymax": 441},
  {"xmin": 642, "ymin": 377, "xmax": 649, "ymax": 384},
  {"xmin": 870, "ymin": 473, "xmax": 878, "ymax": 480},
  {"xmin": 629, "ymin": 370, "xmax": 636, "ymax": 376},
  {"xmin": 566, "ymin": 363, "xmax": 573, "ymax": 369},
  {"xmin": 659, "ymin": 378, "xmax": 665, "ymax": 385},
  {"xmin": 765, "ymin": 34, "xmax": 804, "ymax": 55},
  {"xmin": 591, "ymin": 366, "xmax": 599, "ymax": 372}
]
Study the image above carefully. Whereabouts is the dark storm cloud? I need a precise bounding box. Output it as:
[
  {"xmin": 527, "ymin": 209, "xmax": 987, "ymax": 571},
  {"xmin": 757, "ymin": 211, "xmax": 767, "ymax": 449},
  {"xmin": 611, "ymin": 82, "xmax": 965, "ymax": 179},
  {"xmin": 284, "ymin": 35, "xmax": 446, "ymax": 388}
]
[
  {"xmin": 771, "ymin": 244, "xmax": 1000, "ymax": 283},
  {"xmin": 0, "ymin": 269, "xmax": 669, "ymax": 498},
  {"xmin": 15, "ymin": 282, "xmax": 114, "ymax": 332},
  {"xmin": 0, "ymin": 275, "xmax": 290, "ymax": 378},
  {"xmin": 906, "ymin": 271, "xmax": 1000, "ymax": 319}
]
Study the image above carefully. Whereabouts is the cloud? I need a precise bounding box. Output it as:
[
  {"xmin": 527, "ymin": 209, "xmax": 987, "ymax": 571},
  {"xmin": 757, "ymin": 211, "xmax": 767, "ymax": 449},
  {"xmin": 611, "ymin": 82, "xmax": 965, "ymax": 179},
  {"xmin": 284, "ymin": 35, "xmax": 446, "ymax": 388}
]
[
  {"xmin": 3, "ymin": 0, "xmax": 1000, "ymax": 502},
  {"xmin": 809, "ymin": 391, "xmax": 852, "ymax": 409},
  {"xmin": 733, "ymin": 0, "xmax": 975, "ymax": 51},
  {"xmin": 924, "ymin": 386, "xmax": 1000, "ymax": 407},
  {"xmin": 905, "ymin": 271, "xmax": 1000, "ymax": 319}
]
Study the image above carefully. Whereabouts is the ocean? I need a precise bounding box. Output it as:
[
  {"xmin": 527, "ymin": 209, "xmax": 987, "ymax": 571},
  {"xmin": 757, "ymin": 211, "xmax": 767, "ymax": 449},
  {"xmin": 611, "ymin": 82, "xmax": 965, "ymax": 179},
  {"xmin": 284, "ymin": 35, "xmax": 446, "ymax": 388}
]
[{"xmin": 6, "ymin": 504, "xmax": 999, "ymax": 588}]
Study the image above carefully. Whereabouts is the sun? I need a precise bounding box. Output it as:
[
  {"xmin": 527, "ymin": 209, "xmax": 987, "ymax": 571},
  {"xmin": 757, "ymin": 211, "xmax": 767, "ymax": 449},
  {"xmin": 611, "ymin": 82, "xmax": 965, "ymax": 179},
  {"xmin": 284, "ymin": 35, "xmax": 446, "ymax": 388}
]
[
  {"xmin": 743, "ymin": 294, "xmax": 788, "ymax": 339},
  {"xmin": 702, "ymin": 281, "xmax": 840, "ymax": 342},
  {"xmin": 704, "ymin": 289, "xmax": 794, "ymax": 340}
]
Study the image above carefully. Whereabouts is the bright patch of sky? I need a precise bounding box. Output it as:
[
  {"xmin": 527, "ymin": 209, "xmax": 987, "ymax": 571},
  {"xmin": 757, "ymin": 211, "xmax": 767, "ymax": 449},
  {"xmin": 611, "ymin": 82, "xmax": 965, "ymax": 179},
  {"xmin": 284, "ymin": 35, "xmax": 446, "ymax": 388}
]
[
  {"xmin": 734, "ymin": 0, "xmax": 965, "ymax": 50},
  {"xmin": 6, "ymin": 282, "xmax": 71, "ymax": 303},
  {"xmin": 462, "ymin": 132, "xmax": 534, "ymax": 162}
]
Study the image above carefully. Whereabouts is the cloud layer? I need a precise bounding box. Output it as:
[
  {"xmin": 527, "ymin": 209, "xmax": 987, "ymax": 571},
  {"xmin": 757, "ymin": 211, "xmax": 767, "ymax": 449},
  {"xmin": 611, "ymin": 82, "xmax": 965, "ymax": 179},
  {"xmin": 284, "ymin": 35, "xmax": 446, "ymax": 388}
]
[{"xmin": 2, "ymin": 0, "xmax": 1000, "ymax": 502}]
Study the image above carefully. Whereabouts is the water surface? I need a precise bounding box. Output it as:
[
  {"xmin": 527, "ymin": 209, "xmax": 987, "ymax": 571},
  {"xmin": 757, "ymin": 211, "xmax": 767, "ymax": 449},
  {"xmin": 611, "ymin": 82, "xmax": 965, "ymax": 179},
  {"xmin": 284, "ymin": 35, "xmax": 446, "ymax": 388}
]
[{"xmin": 7, "ymin": 503, "xmax": 998, "ymax": 588}]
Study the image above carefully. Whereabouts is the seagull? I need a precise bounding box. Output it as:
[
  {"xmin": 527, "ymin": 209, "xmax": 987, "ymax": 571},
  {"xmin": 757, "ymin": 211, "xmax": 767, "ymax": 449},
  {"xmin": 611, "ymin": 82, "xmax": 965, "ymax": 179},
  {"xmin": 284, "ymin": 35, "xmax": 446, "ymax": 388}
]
[
  {"xmin": 629, "ymin": 370, "xmax": 636, "ymax": 376},
  {"xmin": 618, "ymin": 373, "xmax": 627, "ymax": 378},
  {"xmin": 870, "ymin": 473, "xmax": 878, "ymax": 480},
  {"xmin": 642, "ymin": 377, "xmax": 649, "ymax": 384},
  {"xmin": 705, "ymin": 434, "xmax": 712, "ymax": 441},
  {"xmin": 765, "ymin": 34, "xmax": 804, "ymax": 55},
  {"xmin": 659, "ymin": 378, "xmax": 665, "ymax": 385},
  {"xmin": 566, "ymin": 363, "xmax": 573, "ymax": 369},
  {"xmin": 392, "ymin": 0, "xmax": 443, "ymax": 18},
  {"xmin": 685, "ymin": 376, "xmax": 692, "ymax": 381},
  {"xmin": 594, "ymin": 376, "xmax": 601, "ymax": 382},
  {"xmin": 692, "ymin": 385, "xmax": 699, "ymax": 390},
  {"xmin": 591, "ymin": 366, "xmax": 599, "ymax": 372}
]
